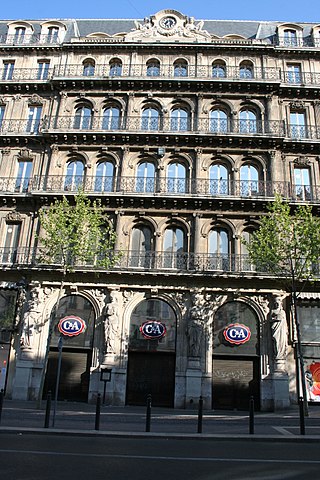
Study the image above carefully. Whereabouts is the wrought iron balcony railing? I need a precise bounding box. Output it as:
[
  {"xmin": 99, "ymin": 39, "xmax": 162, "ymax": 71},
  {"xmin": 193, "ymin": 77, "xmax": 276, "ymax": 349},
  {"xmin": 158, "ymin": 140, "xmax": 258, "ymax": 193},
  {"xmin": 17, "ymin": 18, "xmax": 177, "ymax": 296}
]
[
  {"xmin": 0, "ymin": 34, "xmax": 61, "ymax": 45},
  {"xmin": 0, "ymin": 119, "xmax": 41, "ymax": 134},
  {"xmin": 0, "ymin": 68, "xmax": 53, "ymax": 81}
]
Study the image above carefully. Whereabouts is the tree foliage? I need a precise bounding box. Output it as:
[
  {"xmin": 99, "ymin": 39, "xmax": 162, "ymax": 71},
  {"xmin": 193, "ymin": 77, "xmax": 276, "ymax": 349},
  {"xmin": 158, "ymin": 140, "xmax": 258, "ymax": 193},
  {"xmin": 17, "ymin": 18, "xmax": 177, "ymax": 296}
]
[
  {"xmin": 38, "ymin": 191, "xmax": 119, "ymax": 274},
  {"xmin": 243, "ymin": 194, "xmax": 320, "ymax": 289}
]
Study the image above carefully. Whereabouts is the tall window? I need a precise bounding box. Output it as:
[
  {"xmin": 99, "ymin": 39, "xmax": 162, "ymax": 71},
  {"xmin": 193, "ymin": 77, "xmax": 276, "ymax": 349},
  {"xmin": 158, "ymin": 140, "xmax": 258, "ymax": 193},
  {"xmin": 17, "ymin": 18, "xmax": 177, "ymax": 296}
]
[
  {"xmin": 209, "ymin": 164, "xmax": 229, "ymax": 195},
  {"xmin": 3, "ymin": 223, "xmax": 21, "ymax": 263},
  {"xmin": 146, "ymin": 60, "xmax": 160, "ymax": 77},
  {"xmin": 240, "ymin": 164, "xmax": 259, "ymax": 196},
  {"xmin": 14, "ymin": 27, "xmax": 26, "ymax": 44},
  {"xmin": 109, "ymin": 60, "xmax": 122, "ymax": 76},
  {"xmin": 239, "ymin": 62, "xmax": 254, "ymax": 79},
  {"xmin": 37, "ymin": 61, "xmax": 50, "ymax": 80},
  {"xmin": 26, "ymin": 106, "xmax": 42, "ymax": 133},
  {"xmin": 163, "ymin": 227, "xmax": 186, "ymax": 269},
  {"xmin": 167, "ymin": 162, "xmax": 186, "ymax": 193},
  {"xmin": 209, "ymin": 228, "xmax": 230, "ymax": 270},
  {"xmin": 15, "ymin": 160, "xmax": 33, "ymax": 193},
  {"xmin": 136, "ymin": 162, "xmax": 155, "ymax": 193},
  {"xmin": 286, "ymin": 64, "xmax": 301, "ymax": 83},
  {"xmin": 212, "ymin": 61, "xmax": 226, "ymax": 78},
  {"xmin": 284, "ymin": 29, "xmax": 298, "ymax": 46},
  {"xmin": 64, "ymin": 160, "xmax": 85, "ymax": 191},
  {"xmin": 0, "ymin": 105, "xmax": 5, "ymax": 129},
  {"xmin": 47, "ymin": 27, "xmax": 59, "ymax": 43},
  {"xmin": 141, "ymin": 107, "xmax": 160, "ymax": 131},
  {"xmin": 174, "ymin": 60, "xmax": 188, "ymax": 77},
  {"xmin": 102, "ymin": 107, "xmax": 120, "ymax": 130},
  {"xmin": 170, "ymin": 108, "xmax": 189, "ymax": 131},
  {"xmin": 95, "ymin": 161, "xmax": 114, "ymax": 192},
  {"xmin": 290, "ymin": 111, "xmax": 306, "ymax": 138},
  {"xmin": 210, "ymin": 109, "xmax": 228, "ymax": 133},
  {"xmin": 294, "ymin": 167, "xmax": 311, "ymax": 200},
  {"xmin": 83, "ymin": 60, "xmax": 95, "ymax": 77},
  {"xmin": 241, "ymin": 230, "xmax": 255, "ymax": 271},
  {"xmin": 239, "ymin": 109, "xmax": 257, "ymax": 133},
  {"xmin": 74, "ymin": 106, "xmax": 92, "ymax": 130},
  {"xmin": 2, "ymin": 61, "xmax": 15, "ymax": 80},
  {"xmin": 130, "ymin": 225, "xmax": 153, "ymax": 268}
]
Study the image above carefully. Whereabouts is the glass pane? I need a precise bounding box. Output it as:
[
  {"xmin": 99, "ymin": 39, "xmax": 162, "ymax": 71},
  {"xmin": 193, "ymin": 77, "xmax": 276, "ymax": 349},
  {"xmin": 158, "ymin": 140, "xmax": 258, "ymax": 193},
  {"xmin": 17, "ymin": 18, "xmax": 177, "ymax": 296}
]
[
  {"xmin": 102, "ymin": 108, "xmax": 120, "ymax": 130},
  {"xmin": 209, "ymin": 164, "xmax": 229, "ymax": 195},
  {"xmin": 136, "ymin": 162, "xmax": 155, "ymax": 193},
  {"xmin": 95, "ymin": 162, "xmax": 114, "ymax": 192}
]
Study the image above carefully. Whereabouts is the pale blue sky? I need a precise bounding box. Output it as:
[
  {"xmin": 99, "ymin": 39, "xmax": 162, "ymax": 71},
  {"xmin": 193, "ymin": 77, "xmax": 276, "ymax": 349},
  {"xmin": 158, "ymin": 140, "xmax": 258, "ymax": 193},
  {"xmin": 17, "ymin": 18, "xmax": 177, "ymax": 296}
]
[{"xmin": 1, "ymin": 0, "xmax": 319, "ymax": 23}]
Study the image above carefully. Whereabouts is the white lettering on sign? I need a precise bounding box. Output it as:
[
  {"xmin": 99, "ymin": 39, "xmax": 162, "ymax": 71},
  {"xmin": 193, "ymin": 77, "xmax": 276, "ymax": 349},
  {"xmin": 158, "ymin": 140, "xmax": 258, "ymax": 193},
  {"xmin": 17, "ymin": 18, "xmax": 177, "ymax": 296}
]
[
  {"xmin": 58, "ymin": 316, "xmax": 86, "ymax": 337},
  {"xmin": 223, "ymin": 323, "xmax": 251, "ymax": 345},
  {"xmin": 140, "ymin": 321, "xmax": 166, "ymax": 339}
]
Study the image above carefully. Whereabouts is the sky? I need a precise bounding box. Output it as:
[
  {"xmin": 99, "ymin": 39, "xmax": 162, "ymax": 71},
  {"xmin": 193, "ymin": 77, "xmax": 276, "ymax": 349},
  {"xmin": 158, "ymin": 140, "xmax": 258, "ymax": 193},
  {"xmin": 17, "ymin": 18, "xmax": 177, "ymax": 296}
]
[{"xmin": 1, "ymin": 0, "xmax": 319, "ymax": 23}]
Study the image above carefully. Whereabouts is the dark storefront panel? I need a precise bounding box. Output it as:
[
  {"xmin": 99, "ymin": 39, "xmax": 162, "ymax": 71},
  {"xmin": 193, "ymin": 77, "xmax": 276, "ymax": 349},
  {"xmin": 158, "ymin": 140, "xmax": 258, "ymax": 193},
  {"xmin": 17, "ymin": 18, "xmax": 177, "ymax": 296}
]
[
  {"xmin": 212, "ymin": 356, "xmax": 260, "ymax": 411},
  {"xmin": 126, "ymin": 351, "xmax": 175, "ymax": 407}
]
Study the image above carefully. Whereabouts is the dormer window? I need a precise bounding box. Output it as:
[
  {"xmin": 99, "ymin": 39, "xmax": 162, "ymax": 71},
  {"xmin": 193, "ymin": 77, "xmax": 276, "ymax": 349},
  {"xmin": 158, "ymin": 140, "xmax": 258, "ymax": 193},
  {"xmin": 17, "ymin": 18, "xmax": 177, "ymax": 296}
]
[
  {"xmin": 47, "ymin": 26, "xmax": 59, "ymax": 43},
  {"xmin": 14, "ymin": 27, "xmax": 26, "ymax": 44},
  {"xmin": 284, "ymin": 29, "xmax": 298, "ymax": 46}
]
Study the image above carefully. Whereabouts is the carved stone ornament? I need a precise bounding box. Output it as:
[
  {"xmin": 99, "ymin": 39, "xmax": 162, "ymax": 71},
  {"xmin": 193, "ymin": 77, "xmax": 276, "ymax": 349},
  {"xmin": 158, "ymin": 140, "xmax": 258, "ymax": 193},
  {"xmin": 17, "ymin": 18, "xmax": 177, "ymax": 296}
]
[
  {"xmin": 29, "ymin": 94, "xmax": 43, "ymax": 106},
  {"xmin": 290, "ymin": 100, "xmax": 305, "ymax": 110},
  {"xmin": 294, "ymin": 156, "xmax": 310, "ymax": 166},
  {"xmin": 6, "ymin": 211, "xmax": 22, "ymax": 222},
  {"xmin": 18, "ymin": 147, "xmax": 32, "ymax": 160}
]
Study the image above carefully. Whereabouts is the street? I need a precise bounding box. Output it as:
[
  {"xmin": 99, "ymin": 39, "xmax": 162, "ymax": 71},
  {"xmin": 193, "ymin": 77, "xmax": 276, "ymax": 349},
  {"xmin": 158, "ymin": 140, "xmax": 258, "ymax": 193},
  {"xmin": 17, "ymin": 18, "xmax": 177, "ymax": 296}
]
[{"xmin": 0, "ymin": 433, "xmax": 319, "ymax": 479}]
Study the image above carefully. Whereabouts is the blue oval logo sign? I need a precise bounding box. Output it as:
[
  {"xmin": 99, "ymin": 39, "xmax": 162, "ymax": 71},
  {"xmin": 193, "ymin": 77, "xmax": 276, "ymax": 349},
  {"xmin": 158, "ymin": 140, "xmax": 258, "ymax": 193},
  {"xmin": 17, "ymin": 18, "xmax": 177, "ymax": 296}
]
[
  {"xmin": 58, "ymin": 315, "xmax": 86, "ymax": 337},
  {"xmin": 223, "ymin": 323, "xmax": 251, "ymax": 345},
  {"xmin": 140, "ymin": 321, "xmax": 166, "ymax": 339}
]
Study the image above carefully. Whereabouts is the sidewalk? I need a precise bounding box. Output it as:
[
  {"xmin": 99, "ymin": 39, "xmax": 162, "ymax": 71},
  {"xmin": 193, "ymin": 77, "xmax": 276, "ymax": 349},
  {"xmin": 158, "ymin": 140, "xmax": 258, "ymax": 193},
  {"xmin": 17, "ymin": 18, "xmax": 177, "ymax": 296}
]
[{"xmin": 1, "ymin": 398, "xmax": 320, "ymax": 440}]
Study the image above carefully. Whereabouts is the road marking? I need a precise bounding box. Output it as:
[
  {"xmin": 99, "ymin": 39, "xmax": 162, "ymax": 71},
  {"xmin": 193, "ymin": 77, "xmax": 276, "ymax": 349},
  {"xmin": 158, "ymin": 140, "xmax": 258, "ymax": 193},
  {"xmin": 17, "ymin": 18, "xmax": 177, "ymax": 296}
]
[
  {"xmin": 272, "ymin": 426, "xmax": 295, "ymax": 435},
  {"xmin": 0, "ymin": 449, "xmax": 320, "ymax": 464}
]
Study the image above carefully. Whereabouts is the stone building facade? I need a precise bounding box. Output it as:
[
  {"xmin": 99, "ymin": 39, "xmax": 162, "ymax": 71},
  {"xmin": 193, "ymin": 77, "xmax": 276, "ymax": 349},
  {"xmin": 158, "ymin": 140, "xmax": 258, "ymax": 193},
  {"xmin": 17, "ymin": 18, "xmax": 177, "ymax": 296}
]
[{"xmin": 0, "ymin": 10, "xmax": 320, "ymax": 410}]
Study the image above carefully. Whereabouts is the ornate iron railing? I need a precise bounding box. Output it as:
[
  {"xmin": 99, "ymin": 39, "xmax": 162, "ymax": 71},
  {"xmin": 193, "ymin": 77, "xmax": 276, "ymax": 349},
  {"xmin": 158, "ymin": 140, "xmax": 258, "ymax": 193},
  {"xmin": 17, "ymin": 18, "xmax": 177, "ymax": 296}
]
[
  {"xmin": 0, "ymin": 68, "xmax": 53, "ymax": 81},
  {"xmin": 0, "ymin": 119, "xmax": 41, "ymax": 134},
  {"xmin": 0, "ymin": 34, "xmax": 61, "ymax": 45}
]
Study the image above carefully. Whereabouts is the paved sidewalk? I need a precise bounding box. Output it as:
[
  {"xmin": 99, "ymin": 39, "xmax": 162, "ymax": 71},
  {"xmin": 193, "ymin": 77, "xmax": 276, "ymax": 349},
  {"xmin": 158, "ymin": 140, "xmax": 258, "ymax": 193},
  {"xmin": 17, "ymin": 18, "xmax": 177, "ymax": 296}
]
[{"xmin": 1, "ymin": 398, "xmax": 320, "ymax": 440}]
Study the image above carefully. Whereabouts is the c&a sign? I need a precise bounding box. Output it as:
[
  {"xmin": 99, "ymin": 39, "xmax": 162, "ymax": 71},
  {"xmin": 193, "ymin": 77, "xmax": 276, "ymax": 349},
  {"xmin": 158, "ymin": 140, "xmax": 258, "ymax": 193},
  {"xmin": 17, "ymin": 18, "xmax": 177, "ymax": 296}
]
[
  {"xmin": 58, "ymin": 315, "xmax": 86, "ymax": 337},
  {"xmin": 140, "ymin": 321, "xmax": 166, "ymax": 339},
  {"xmin": 223, "ymin": 323, "xmax": 251, "ymax": 345}
]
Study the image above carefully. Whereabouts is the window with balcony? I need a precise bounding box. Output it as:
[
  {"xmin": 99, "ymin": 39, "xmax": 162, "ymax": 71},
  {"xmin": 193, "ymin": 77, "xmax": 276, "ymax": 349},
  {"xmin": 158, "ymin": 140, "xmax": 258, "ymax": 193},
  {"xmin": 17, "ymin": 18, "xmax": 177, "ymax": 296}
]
[
  {"xmin": 209, "ymin": 228, "xmax": 230, "ymax": 270},
  {"xmin": 2, "ymin": 223, "xmax": 21, "ymax": 264},
  {"xmin": 130, "ymin": 225, "xmax": 154, "ymax": 268},
  {"xmin": 47, "ymin": 27, "xmax": 59, "ymax": 43},
  {"xmin": 239, "ymin": 109, "xmax": 257, "ymax": 133},
  {"xmin": 0, "ymin": 105, "xmax": 5, "ymax": 129},
  {"xmin": 209, "ymin": 164, "xmax": 229, "ymax": 195},
  {"xmin": 74, "ymin": 106, "xmax": 93, "ymax": 130},
  {"xmin": 163, "ymin": 227, "xmax": 186, "ymax": 269},
  {"xmin": 167, "ymin": 162, "xmax": 186, "ymax": 193},
  {"xmin": 210, "ymin": 109, "xmax": 228, "ymax": 133},
  {"xmin": 240, "ymin": 164, "xmax": 259, "ymax": 196},
  {"xmin": 136, "ymin": 162, "xmax": 156, "ymax": 193},
  {"xmin": 2, "ymin": 61, "xmax": 15, "ymax": 80},
  {"xmin": 294, "ymin": 167, "xmax": 311, "ymax": 200},
  {"xmin": 284, "ymin": 29, "xmax": 298, "ymax": 46},
  {"xmin": 241, "ymin": 229, "xmax": 256, "ymax": 271},
  {"xmin": 64, "ymin": 160, "xmax": 85, "ymax": 191},
  {"xmin": 146, "ymin": 59, "xmax": 160, "ymax": 77},
  {"xmin": 83, "ymin": 59, "xmax": 95, "ymax": 76},
  {"xmin": 15, "ymin": 160, "xmax": 33, "ymax": 193},
  {"xmin": 102, "ymin": 107, "xmax": 121, "ymax": 130},
  {"xmin": 141, "ymin": 107, "xmax": 161, "ymax": 131},
  {"xmin": 37, "ymin": 61, "xmax": 50, "ymax": 80},
  {"xmin": 26, "ymin": 106, "xmax": 42, "ymax": 133},
  {"xmin": 14, "ymin": 27, "xmax": 26, "ymax": 44},
  {"xmin": 290, "ymin": 111, "xmax": 307, "ymax": 138},
  {"xmin": 170, "ymin": 108, "xmax": 189, "ymax": 131},
  {"xmin": 173, "ymin": 60, "xmax": 188, "ymax": 77},
  {"xmin": 239, "ymin": 61, "xmax": 254, "ymax": 79},
  {"xmin": 109, "ymin": 59, "xmax": 122, "ymax": 76},
  {"xmin": 286, "ymin": 64, "xmax": 302, "ymax": 83},
  {"xmin": 95, "ymin": 161, "xmax": 114, "ymax": 192},
  {"xmin": 212, "ymin": 61, "xmax": 226, "ymax": 78}
]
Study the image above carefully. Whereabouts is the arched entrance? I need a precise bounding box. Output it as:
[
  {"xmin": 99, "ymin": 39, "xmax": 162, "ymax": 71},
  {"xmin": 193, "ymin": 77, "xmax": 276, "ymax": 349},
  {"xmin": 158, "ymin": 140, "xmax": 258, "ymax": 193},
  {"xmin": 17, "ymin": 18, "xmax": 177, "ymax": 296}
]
[
  {"xmin": 212, "ymin": 301, "xmax": 260, "ymax": 410},
  {"xmin": 44, "ymin": 295, "xmax": 96, "ymax": 402},
  {"xmin": 126, "ymin": 298, "xmax": 176, "ymax": 407}
]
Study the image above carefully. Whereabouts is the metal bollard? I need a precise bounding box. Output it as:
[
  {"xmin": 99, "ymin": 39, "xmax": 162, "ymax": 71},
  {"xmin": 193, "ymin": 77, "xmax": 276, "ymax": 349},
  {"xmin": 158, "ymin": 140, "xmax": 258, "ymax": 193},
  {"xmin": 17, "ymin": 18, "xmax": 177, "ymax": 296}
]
[
  {"xmin": 299, "ymin": 396, "xmax": 306, "ymax": 435},
  {"xmin": 95, "ymin": 393, "xmax": 101, "ymax": 431},
  {"xmin": 249, "ymin": 396, "xmax": 254, "ymax": 434},
  {"xmin": 197, "ymin": 396, "xmax": 203, "ymax": 433},
  {"xmin": 0, "ymin": 389, "xmax": 4, "ymax": 424},
  {"xmin": 44, "ymin": 391, "xmax": 52, "ymax": 428},
  {"xmin": 145, "ymin": 394, "xmax": 152, "ymax": 432}
]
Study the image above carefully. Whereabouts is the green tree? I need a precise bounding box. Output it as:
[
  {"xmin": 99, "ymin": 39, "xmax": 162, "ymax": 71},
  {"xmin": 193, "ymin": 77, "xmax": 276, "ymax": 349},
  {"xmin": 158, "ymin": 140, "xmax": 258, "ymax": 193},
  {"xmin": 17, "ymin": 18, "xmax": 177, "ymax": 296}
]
[
  {"xmin": 243, "ymin": 194, "xmax": 320, "ymax": 413},
  {"xmin": 37, "ymin": 191, "xmax": 120, "ymax": 405}
]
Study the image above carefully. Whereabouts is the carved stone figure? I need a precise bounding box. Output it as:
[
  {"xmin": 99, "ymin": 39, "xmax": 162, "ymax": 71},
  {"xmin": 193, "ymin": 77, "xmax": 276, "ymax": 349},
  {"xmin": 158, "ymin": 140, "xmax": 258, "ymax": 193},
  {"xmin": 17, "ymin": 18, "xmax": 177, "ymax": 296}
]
[
  {"xmin": 186, "ymin": 292, "xmax": 205, "ymax": 356},
  {"xmin": 270, "ymin": 296, "xmax": 288, "ymax": 362},
  {"xmin": 104, "ymin": 291, "xmax": 119, "ymax": 354},
  {"xmin": 20, "ymin": 284, "xmax": 43, "ymax": 349}
]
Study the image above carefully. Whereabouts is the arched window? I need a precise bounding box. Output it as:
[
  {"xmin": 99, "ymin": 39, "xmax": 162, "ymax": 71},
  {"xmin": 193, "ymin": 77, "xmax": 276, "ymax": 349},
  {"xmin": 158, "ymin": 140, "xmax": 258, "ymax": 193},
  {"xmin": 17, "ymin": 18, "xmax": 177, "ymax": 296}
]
[
  {"xmin": 95, "ymin": 160, "xmax": 114, "ymax": 192},
  {"xmin": 141, "ymin": 107, "xmax": 160, "ymax": 131},
  {"xmin": 109, "ymin": 59, "xmax": 122, "ymax": 76},
  {"xmin": 130, "ymin": 225, "xmax": 154, "ymax": 268},
  {"xmin": 284, "ymin": 29, "xmax": 298, "ymax": 46},
  {"xmin": 146, "ymin": 59, "xmax": 160, "ymax": 77},
  {"xmin": 167, "ymin": 162, "xmax": 187, "ymax": 193},
  {"xmin": 212, "ymin": 61, "xmax": 226, "ymax": 78},
  {"xmin": 209, "ymin": 164, "xmax": 229, "ymax": 195},
  {"xmin": 102, "ymin": 106, "xmax": 121, "ymax": 130},
  {"xmin": 239, "ymin": 61, "xmax": 254, "ymax": 79},
  {"xmin": 240, "ymin": 164, "xmax": 259, "ymax": 196},
  {"xmin": 239, "ymin": 109, "xmax": 257, "ymax": 133},
  {"xmin": 170, "ymin": 108, "xmax": 189, "ymax": 131},
  {"xmin": 136, "ymin": 161, "xmax": 156, "ymax": 193},
  {"xmin": 14, "ymin": 27, "xmax": 26, "ymax": 44},
  {"xmin": 83, "ymin": 59, "xmax": 95, "ymax": 76},
  {"xmin": 209, "ymin": 228, "xmax": 230, "ymax": 270},
  {"xmin": 64, "ymin": 160, "xmax": 85, "ymax": 191},
  {"xmin": 210, "ymin": 109, "xmax": 228, "ymax": 133},
  {"xmin": 163, "ymin": 226, "xmax": 186, "ymax": 269},
  {"xmin": 174, "ymin": 60, "xmax": 188, "ymax": 77},
  {"xmin": 74, "ymin": 106, "xmax": 93, "ymax": 130}
]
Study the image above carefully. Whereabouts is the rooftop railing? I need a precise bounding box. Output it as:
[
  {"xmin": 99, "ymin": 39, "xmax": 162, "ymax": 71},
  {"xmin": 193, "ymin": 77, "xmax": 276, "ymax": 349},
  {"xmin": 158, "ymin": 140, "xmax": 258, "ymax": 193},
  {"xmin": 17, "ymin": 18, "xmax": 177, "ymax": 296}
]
[{"xmin": 0, "ymin": 34, "xmax": 61, "ymax": 45}]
